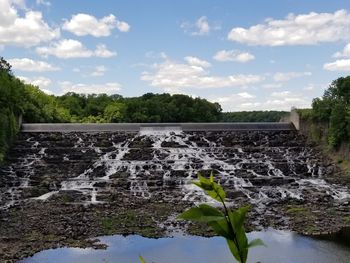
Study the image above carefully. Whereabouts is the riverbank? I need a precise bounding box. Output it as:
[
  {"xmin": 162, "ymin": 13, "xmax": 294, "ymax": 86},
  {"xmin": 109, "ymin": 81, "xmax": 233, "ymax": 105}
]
[{"xmin": 1, "ymin": 196, "xmax": 349, "ymax": 263}]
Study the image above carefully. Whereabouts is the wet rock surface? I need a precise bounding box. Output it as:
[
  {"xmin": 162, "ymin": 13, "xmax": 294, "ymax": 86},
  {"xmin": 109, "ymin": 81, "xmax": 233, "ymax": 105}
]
[{"xmin": 0, "ymin": 130, "xmax": 349, "ymax": 262}]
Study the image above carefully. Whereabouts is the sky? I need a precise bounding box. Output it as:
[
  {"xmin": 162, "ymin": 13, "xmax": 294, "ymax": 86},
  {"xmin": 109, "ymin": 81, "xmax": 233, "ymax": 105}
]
[{"xmin": 1, "ymin": 0, "xmax": 350, "ymax": 111}]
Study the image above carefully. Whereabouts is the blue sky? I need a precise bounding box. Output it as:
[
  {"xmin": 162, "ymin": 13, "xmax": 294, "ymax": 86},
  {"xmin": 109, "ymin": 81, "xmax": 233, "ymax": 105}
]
[{"xmin": 1, "ymin": 0, "xmax": 350, "ymax": 111}]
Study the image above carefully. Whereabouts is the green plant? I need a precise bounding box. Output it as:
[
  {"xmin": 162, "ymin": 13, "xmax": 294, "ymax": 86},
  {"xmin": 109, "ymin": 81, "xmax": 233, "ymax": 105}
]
[
  {"xmin": 178, "ymin": 173, "xmax": 265, "ymax": 263},
  {"xmin": 140, "ymin": 173, "xmax": 264, "ymax": 263}
]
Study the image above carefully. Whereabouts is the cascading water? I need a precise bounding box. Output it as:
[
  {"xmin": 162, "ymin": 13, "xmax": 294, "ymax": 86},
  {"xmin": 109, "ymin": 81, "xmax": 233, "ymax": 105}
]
[{"xmin": 1, "ymin": 128, "xmax": 349, "ymax": 212}]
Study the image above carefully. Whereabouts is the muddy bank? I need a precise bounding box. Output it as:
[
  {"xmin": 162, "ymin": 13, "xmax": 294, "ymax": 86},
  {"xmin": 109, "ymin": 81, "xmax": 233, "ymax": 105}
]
[{"xmin": 0, "ymin": 130, "xmax": 349, "ymax": 262}]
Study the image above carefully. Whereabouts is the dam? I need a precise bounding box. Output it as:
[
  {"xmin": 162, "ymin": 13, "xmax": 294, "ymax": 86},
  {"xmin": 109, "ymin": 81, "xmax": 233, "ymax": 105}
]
[{"xmin": 0, "ymin": 122, "xmax": 349, "ymax": 262}]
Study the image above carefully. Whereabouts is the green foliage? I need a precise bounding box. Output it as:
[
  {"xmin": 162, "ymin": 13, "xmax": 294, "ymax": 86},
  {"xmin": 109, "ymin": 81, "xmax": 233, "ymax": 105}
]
[
  {"xmin": 328, "ymin": 103, "xmax": 348, "ymax": 147},
  {"xmin": 55, "ymin": 92, "xmax": 222, "ymax": 123},
  {"xmin": 0, "ymin": 67, "xmax": 24, "ymax": 162},
  {"xmin": 179, "ymin": 204, "xmax": 224, "ymax": 222},
  {"xmin": 104, "ymin": 102, "xmax": 125, "ymax": 122},
  {"xmin": 297, "ymin": 108, "xmax": 313, "ymax": 120},
  {"xmin": 221, "ymin": 111, "xmax": 287, "ymax": 122},
  {"xmin": 22, "ymin": 85, "xmax": 71, "ymax": 123},
  {"xmin": 311, "ymin": 98, "xmax": 332, "ymax": 122},
  {"xmin": 0, "ymin": 56, "xmax": 12, "ymax": 74},
  {"xmin": 193, "ymin": 174, "xmax": 226, "ymax": 202},
  {"xmin": 178, "ymin": 172, "xmax": 265, "ymax": 263},
  {"xmin": 310, "ymin": 76, "xmax": 350, "ymax": 148}
]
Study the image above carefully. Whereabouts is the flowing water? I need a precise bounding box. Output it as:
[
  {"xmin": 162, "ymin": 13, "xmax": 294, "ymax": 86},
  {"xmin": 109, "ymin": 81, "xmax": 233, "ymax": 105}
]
[{"xmin": 1, "ymin": 129, "xmax": 349, "ymax": 210}]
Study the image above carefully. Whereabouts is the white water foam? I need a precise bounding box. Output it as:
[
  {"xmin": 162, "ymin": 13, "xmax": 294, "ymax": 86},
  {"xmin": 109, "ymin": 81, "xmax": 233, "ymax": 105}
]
[{"xmin": 3, "ymin": 130, "xmax": 350, "ymax": 209}]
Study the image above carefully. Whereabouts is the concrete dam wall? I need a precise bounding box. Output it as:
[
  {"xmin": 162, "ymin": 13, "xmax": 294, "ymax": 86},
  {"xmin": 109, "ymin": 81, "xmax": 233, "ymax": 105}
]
[{"xmin": 21, "ymin": 122, "xmax": 295, "ymax": 132}]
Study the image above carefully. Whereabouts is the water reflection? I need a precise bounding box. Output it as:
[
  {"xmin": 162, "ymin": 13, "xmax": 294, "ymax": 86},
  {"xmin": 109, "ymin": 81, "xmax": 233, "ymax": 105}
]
[{"xmin": 21, "ymin": 229, "xmax": 350, "ymax": 263}]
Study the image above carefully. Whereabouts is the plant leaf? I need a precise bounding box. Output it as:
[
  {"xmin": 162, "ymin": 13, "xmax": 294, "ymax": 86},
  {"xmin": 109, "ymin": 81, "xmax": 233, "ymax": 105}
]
[
  {"xmin": 139, "ymin": 255, "xmax": 147, "ymax": 263},
  {"xmin": 226, "ymin": 239, "xmax": 243, "ymax": 263},
  {"xmin": 248, "ymin": 238, "xmax": 266, "ymax": 248},
  {"xmin": 208, "ymin": 218, "xmax": 231, "ymax": 239},
  {"xmin": 227, "ymin": 206, "xmax": 250, "ymax": 263},
  {"xmin": 178, "ymin": 204, "xmax": 225, "ymax": 222},
  {"xmin": 210, "ymin": 172, "xmax": 214, "ymax": 183},
  {"xmin": 193, "ymin": 173, "xmax": 226, "ymax": 202},
  {"xmin": 229, "ymin": 206, "xmax": 250, "ymax": 230}
]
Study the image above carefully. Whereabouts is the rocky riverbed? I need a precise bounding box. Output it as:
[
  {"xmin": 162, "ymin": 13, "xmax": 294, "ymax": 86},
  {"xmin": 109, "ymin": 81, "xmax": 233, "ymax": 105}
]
[{"xmin": 0, "ymin": 129, "xmax": 349, "ymax": 262}]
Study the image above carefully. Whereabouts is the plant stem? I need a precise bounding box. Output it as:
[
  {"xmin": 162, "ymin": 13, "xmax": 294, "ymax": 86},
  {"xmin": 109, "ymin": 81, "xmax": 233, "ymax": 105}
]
[{"xmin": 215, "ymin": 188, "xmax": 244, "ymax": 263}]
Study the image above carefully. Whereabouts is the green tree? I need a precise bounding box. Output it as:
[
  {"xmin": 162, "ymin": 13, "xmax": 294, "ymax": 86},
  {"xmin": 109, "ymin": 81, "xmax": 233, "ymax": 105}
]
[
  {"xmin": 0, "ymin": 58, "xmax": 23, "ymax": 161},
  {"xmin": 103, "ymin": 102, "xmax": 125, "ymax": 122},
  {"xmin": 0, "ymin": 56, "xmax": 12, "ymax": 74},
  {"xmin": 310, "ymin": 76, "xmax": 350, "ymax": 148},
  {"xmin": 328, "ymin": 103, "xmax": 348, "ymax": 147}
]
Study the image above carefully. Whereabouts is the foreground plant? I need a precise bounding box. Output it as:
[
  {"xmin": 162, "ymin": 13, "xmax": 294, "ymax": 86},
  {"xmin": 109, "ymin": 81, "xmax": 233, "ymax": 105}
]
[
  {"xmin": 178, "ymin": 172, "xmax": 265, "ymax": 263},
  {"xmin": 140, "ymin": 172, "xmax": 264, "ymax": 263}
]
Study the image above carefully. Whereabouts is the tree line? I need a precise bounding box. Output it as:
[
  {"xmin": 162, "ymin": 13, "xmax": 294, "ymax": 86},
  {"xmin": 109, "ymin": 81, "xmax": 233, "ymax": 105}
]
[
  {"xmin": 221, "ymin": 111, "xmax": 288, "ymax": 122},
  {"xmin": 302, "ymin": 76, "xmax": 350, "ymax": 148}
]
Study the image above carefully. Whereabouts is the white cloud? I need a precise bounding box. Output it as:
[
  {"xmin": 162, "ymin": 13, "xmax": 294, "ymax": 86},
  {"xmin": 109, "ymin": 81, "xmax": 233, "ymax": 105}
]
[
  {"xmin": 181, "ymin": 16, "xmax": 219, "ymax": 36},
  {"xmin": 145, "ymin": 51, "xmax": 167, "ymax": 59},
  {"xmin": 273, "ymin": 71, "xmax": 311, "ymax": 82},
  {"xmin": 184, "ymin": 56, "xmax": 211, "ymax": 67},
  {"xmin": 323, "ymin": 59, "xmax": 350, "ymax": 71},
  {"xmin": 141, "ymin": 57, "xmax": 264, "ymax": 91},
  {"xmin": 324, "ymin": 43, "xmax": 350, "ymax": 71},
  {"xmin": 333, "ymin": 43, "xmax": 350, "ymax": 58},
  {"xmin": 265, "ymin": 90, "xmax": 310, "ymax": 110},
  {"xmin": 262, "ymin": 83, "xmax": 282, "ymax": 89},
  {"xmin": 94, "ymin": 44, "xmax": 117, "ymax": 58},
  {"xmin": 116, "ymin": 20, "xmax": 130, "ymax": 32},
  {"xmin": 211, "ymin": 92, "xmax": 259, "ymax": 111},
  {"xmin": 271, "ymin": 91, "xmax": 291, "ymax": 98},
  {"xmin": 193, "ymin": 16, "xmax": 210, "ymax": 35},
  {"xmin": 228, "ymin": 9, "xmax": 350, "ymax": 46},
  {"xmin": 62, "ymin": 13, "xmax": 130, "ymax": 37},
  {"xmin": 263, "ymin": 97, "xmax": 309, "ymax": 110},
  {"xmin": 19, "ymin": 76, "xmax": 52, "ymax": 94},
  {"xmin": 213, "ymin": 50, "xmax": 255, "ymax": 63},
  {"xmin": 36, "ymin": 0, "xmax": 50, "ymax": 6},
  {"xmin": 36, "ymin": 39, "xmax": 117, "ymax": 59},
  {"xmin": 0, "ymin": 0, "xmax": 59, "ymax": 47},
  {"xmin": 60, "ymin": 81, "xmax": 121, "ymax": 94},
  {"xmin": 263, "ymin": 90, "xmax": 311, "ymax": 110},
  {"xmin": 237, "ymin": 92, "xmax": 255, "ymax": 99},
  {"xmin": 212, "ymin": 91, "xmax": 310, "ymax": 111},
  {"xmin": 8, "ymin": 58, "xmax": 60, "ymax": 72},
  {"xmin": 10, "ymin": 0, "xmax": 26, "ymax": 9},
  {"xmin": 91, "ymin": 65, "xmax": 107, "ymax": 77},
  {"xmin": 36, "ymin": 39, "xmax": 92, "ymax": 58},
  {"xmin": 304, "ymin": 85, "xmax": 314, "ymax": 91}
]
